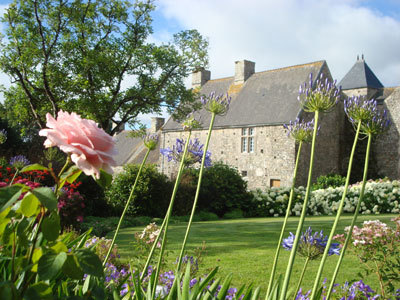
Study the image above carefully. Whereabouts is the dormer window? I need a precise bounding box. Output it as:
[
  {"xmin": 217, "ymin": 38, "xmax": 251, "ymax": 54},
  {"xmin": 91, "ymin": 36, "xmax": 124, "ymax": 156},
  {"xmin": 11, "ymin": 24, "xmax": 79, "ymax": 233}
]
[{"xmin": 241, "ymin": 128, "xmax": 254, "ymax": 153}]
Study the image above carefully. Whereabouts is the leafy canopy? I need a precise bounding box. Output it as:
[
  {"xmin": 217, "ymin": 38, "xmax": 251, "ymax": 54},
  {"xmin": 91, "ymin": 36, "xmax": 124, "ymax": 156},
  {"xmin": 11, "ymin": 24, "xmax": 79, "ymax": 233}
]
[{"xmin": 0, "ymin": 0, "xmax": 208, "ymax": 136}]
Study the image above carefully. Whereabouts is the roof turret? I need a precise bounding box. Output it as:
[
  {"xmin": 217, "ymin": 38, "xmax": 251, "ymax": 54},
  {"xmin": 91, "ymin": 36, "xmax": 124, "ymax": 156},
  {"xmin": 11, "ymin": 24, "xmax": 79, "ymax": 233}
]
[{"xmin": 339, "ymin": 55, "xmax": 384, "ymax": 90}]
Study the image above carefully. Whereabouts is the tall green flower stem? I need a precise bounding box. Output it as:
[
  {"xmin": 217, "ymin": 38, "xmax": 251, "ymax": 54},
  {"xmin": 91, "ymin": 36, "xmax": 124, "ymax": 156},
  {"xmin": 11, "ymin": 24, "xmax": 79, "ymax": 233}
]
[
  {"xmin": 151, "ymin": 132, "xmax": 192, "ymax": 297},
  {"xmin": 266, "ymin": 141, "xmax": 303, "ymax": 299},
  {"xmin": 294, "ymin": 257, "xmax": 310, "ymax": 300},
  {"xmin": 310, "ymin": 120, "xmax": 362, "ymax": 300},
  {"xmin": 103, "ymin": 148, "xmax": 151, "ymax": 267},
  {"xmin": 176, "ymin": 113, "xmax": 216, "ymax": 271},
  {"xmin": 280, "ymin": 111, "xmax": 320, "ymax": 300},
  {"xmin": 325, "ymin": 132, "xmax": 371, "ymax": 299},
  {"xmin": 140, "ymin": 134, "xmax": 191, "ymax": 280}
]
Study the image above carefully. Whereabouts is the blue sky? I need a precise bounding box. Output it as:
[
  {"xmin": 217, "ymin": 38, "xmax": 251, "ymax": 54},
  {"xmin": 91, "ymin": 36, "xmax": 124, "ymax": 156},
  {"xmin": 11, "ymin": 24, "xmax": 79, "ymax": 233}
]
[{"xmin": 0, "ymin": 0, "xmax": 400, "ymax": 128}]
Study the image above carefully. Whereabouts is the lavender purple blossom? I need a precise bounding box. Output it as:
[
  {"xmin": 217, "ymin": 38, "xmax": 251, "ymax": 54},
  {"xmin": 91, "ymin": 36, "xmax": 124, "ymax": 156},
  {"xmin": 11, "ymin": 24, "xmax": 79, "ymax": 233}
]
[
  {"xmin": 283, "ymin": 118, "xmax": 317, "ymax": 143},
  {"xmin": 201, "ymin": 91, "xmax": 231, "ymax": 115},
  {"xmin": 160, "ymin": 138, "xmax": 212, "ymax": 167},
  {"xmin": 344, "ymin": 96, "xmax": 391, "ymax": 136},
  {"xmin": 295, "ymin": 280, "xmax": 379, "ymax": 300},
  {"xmin": 298, "ymin": 73, "xmax": 341, "ymax": 112},
  {"xmin": 282, "ymin": 227, "xmax": 340, "ymax": 259},
  {"xmin": 9, "ymin": 155, "xmax": 30, "ymax": 169}
]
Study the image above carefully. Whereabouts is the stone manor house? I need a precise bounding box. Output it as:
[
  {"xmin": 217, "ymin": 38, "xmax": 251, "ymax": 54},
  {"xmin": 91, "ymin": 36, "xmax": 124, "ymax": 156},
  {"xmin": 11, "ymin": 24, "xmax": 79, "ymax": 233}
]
[{"xmin": 114, "ymin": 57, "xmax": 400, "ymax": 190}]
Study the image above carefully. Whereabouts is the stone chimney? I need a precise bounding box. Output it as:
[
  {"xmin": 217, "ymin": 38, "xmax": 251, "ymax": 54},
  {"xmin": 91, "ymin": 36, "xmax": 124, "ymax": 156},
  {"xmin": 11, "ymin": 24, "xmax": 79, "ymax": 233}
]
[
  {"xmin": 192, "ymin": 69, "xmax": 211, "ymax": 88},
  {"xmin": 150, "ymin": 117, "xmax": 165, "ymax": 133},
  {"xmin": 234, "ymin": 60, "xmax": 255, "ymax": 84}
]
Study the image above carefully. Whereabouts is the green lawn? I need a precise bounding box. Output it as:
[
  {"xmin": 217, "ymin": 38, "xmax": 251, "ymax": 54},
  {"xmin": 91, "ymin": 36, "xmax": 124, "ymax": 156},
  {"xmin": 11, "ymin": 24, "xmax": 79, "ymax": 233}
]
[{"xmin": 108, "ymin": 214, "xmax": 397, "ymax": 295}]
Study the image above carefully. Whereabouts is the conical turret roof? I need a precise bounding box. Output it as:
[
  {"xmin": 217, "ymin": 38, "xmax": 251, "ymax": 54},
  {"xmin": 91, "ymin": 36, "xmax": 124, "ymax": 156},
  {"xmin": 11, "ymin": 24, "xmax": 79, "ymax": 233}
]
[{"xmin": 339, "ymin": 55, "xmax": 384, "ymax": 90}]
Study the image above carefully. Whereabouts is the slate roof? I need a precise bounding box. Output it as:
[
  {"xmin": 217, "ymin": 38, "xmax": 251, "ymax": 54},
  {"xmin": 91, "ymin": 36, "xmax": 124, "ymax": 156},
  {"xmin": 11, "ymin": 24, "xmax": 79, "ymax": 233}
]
[
  {"xmin": 338, "ymin": 58, "xmax": 384, "ymax": 90},
  {"xmin": 163, "ymin": 60, "xmax": 327, "ymax": 131},
  {"xmin": 113, "ymin": 130, "xmax": 161, "ymax": 166}
]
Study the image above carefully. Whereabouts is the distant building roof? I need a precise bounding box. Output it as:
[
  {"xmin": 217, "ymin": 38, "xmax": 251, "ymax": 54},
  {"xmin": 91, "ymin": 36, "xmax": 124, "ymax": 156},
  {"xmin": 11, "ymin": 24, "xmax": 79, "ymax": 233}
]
[
  {"xmin": 113, "ymin": 130, "xmax": 160, "ymax": 166},
  {"xmin": 339, "ymin": 56, "xmax": 384, "ymax": 90},
  {"xmin": 163, "ymin": 60, "xmax": 327, "ymax": 131}
]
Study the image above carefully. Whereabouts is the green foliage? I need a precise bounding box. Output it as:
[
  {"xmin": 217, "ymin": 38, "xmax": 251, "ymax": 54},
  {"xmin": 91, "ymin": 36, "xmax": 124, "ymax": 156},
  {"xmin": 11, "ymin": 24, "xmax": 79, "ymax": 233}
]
[
  {"xmin": 180, "ymin": 162, "xmax": 253, "ymax": 217},
  {"xmin": 80, "ymin": 215, "xmax": 152, "ymax": 237},
  {"xmin": 312, "ymin": 173, "xmax": 346, "ymax": 190},
  {"xmin": 223, "ymin": 209, "xmax": 244, "ymax": 219},
  {"xmin": 0, "ymin": 0, "xmax": 208, "ymax": 137},
  {"xmin": 105, "ymin": 164, "xmax": 170, "ymax": 217},
  {"xmin": 0, "ymin": 176, "xmax": 105, "ymax": 299}
]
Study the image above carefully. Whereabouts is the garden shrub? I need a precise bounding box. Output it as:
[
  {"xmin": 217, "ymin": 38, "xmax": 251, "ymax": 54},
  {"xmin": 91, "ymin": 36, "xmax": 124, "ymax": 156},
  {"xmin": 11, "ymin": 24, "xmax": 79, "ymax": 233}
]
[
  {"xmin": 77, "ymin": 174, "xmax": 109, "ymax": 217},
  {"xmin": 251, "ymin": 179, "xmax": 400, "ymax": 217},
  {"xmin": 312, "ymin": 173, "xmax": 346, "ymax": 190},
  {"xmin": 194, "ymin": 211, "xmax": 219, "ymax": 221},
  {"xmin": 223, "ymin": 209, "xmax": 244, "ymax": 219},
  {"xmin": 80, "ymin": 216, "xmax": 153, "ymax": 237},
  {"xmin": 105, "ymin": 164, "xmax": 170, "ymax": 217},
  {"xmin": 190, "ymin": 162, "xmax": 254, "ymax": 217}
]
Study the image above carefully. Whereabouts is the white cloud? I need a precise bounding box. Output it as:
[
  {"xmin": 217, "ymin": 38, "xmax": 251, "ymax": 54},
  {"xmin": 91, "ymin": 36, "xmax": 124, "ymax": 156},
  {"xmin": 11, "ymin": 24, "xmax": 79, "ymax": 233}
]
[{"xmin": 158, "ymin": 0, "xmax": 400, "ymax": 87}]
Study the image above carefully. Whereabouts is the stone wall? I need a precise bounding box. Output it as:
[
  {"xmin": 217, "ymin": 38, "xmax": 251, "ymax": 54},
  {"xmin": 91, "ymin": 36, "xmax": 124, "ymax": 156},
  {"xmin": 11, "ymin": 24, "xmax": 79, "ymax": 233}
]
[
  {"xmin": 159, "ymin": 125, "xmax": 296, "ymax": 190},
  {"xmin": 374, "ymin": 87, "xmax": 400, "ymax": 179}
]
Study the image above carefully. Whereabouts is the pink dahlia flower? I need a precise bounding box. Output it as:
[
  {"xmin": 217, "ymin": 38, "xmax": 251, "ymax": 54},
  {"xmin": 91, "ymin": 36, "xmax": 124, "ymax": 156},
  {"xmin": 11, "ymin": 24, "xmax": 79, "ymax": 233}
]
[{"xmin": 39, "ymin": 110, "xmax": 117, "ymax": 179}]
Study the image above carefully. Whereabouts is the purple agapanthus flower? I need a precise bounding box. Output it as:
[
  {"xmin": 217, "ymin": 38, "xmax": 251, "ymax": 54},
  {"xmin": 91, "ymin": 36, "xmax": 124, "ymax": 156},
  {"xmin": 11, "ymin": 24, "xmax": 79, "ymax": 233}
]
[
  {"xmin": 344, "ymin": 96, "xmax": 391, "ymax": 136},
  {"xmin": 201, "ymin": 91, "xmax": 231, "ymax": 115},
  {"xmin": 10, "ymin": 155, "xmax": 30, "ymax": 169},
  {"xmin": 160, "ymin": 138, "xmax": 212, "ymax": 167},
  {"xmin": 298, "ymin": 73, "xmax": 341, "ymax": 113},
  {"xmin": 143, "ymin": 133, "xmax": 159, "ymax": 150},
  {"xmin": 282, "ymin": 227, "xmax": 340, "ymax": 259},
  {"xmin": 283, "ymin": 118, "xmax": 318, "ymax": 143}
]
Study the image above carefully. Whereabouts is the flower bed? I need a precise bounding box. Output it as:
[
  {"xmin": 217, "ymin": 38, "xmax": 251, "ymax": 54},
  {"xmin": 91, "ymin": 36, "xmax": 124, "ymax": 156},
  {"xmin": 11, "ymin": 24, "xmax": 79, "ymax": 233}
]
[{"xmin": 251, "ymin": 179, "xmax": 400, "ymax": 217}]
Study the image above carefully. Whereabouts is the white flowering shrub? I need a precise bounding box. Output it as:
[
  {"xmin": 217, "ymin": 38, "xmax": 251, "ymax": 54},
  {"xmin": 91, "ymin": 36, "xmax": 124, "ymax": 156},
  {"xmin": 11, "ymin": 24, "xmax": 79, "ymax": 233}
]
[{"xmin": 251, "ymin": 179, "xmax": 400, "ymax": 217}]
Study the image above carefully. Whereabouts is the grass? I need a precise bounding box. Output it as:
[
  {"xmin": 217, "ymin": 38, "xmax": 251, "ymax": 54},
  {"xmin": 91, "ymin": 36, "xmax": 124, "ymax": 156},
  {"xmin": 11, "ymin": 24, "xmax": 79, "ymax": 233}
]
[{"xmin": 107, "ymin": 214, "xmax": 398, "ymax": 295}]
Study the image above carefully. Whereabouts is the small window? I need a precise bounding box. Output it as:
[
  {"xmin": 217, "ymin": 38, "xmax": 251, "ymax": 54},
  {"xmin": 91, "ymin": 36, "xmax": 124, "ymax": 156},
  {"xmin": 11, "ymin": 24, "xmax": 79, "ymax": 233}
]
[
  {"xmin": 270, "ymin": 179, "xmax": 281, "ymax": 187},
  {"xmin": 241, "ymin": 127, "xmax": 255, "ymax": 153},
  {"xmin": 241, "ymin": 170, "xmax": 248, "ymax": 177}
]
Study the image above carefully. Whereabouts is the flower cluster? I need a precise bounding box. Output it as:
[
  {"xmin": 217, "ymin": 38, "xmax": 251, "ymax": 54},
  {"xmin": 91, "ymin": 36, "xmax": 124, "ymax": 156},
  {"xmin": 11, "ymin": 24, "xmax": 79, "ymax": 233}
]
[
  {"xmin": 295, "ymin": 280, "xmax": 379, "ymax": 300},
  {"xmin": 201, "ymin": 91, "xmax": 231, "ymax": 115},
  {"xmin": 10, "ymin": 155, "xmax": 30, "ymax": 170},
  {"xmin": 334, "ymin": 218, "xmax": 400, "ymax": 296},
  {"xmin": 135, "ymin": 222, "xmax": 162, "ymax": 248},
  {"xmin": 0, "ymin": 129, "xmax": 7, "ymax": 144},
  {"xmin": 143, "ymin": 133, "xmax": 159, "ymax": 150},
  {"xmin": 298, "ymin": 73, "xmax": 341, "ymax": 112},
  {"xmin": 39, "ymin": 110, "xmax": 117, "ymax": 179},
  {"xmin": 160, "ymin": 138, "xmax": 212, "ymax": 167},
  {"xmin": 283, "ymin": 227, "xmax": 340, "ymax": 259},
  {"xmin": 252, "ymin": 179, "xmax": 400, "ymax": 218},
  {"xmin": 175, "ymin": 255, "xmax": 199, "ymax": 276},
  {"xmin": 84, "ymin": 236, "xmax": 120, "ymax": 265},
  {"xmin": 344, "ymin": 96, "xmax": 391, "ymax": 136},
  {"xmin": 283, "ymin": 118, "xmax": 317, "ymax": 143},
  {"xmin": 182, "ymin": 113, "xmax": 201, "ymax": 131},
  {"xmin": 344, "ymin": 219, "xmax": 393, "ymax": 246},
  {"xmin": 57, "ymin": 185, "xmax": 85, "ymax": 228}
]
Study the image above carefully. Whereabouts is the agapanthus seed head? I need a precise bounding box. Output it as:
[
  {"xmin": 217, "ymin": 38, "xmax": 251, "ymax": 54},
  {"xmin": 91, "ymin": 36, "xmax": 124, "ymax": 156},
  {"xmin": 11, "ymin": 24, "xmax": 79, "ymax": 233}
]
[
  {"xmin": 283, "ymin": 227, "xmax": 340, "ymax": 260},
  {"xmin": 344, "ymin": 96, "xmax": 391, "ymax": 136},
  {"xmin": 182, "ymin": 113, "xmax": 201, "ymax": 131},
  {"xmin": 201, "ymin": 91, "xmax": 231, "ymax": 115},
  {"xmin": 0, "ymin": 129, "xmax": 7, "ymax": 144},
  {"xmin": 10, "ymin": 155, "xmax": 30, "ymax": 169},
  {"xmin": 143, "ymin": 133, "xmax": 159, "ymax": 150},
  {"xmin": 283, "ymin": 118, "xmax": 317, "ymax": 143},
  {"xmin": 298, "ymin": 73, "xmax": 341, "ymax": 113},
  {"xmin": 160, "ymin": 138, "xmax": 212, "ymax": 167}
]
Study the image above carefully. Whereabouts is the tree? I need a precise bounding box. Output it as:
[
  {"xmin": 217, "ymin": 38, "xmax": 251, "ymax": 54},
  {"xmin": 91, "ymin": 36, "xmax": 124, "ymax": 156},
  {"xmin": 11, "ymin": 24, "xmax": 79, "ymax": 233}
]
[{"xmin": 0, "ymin": 0, "xmax": 208, "ymax": 136}]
